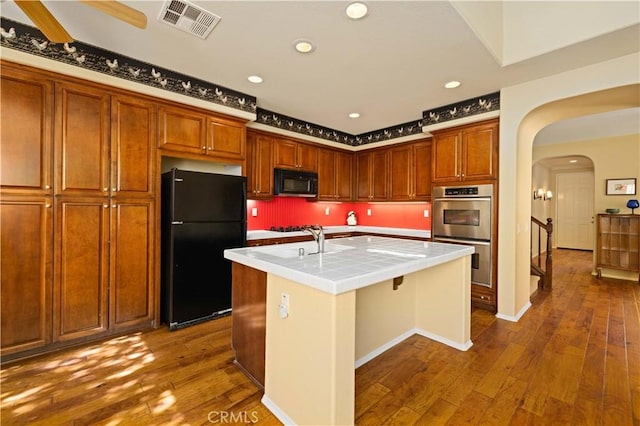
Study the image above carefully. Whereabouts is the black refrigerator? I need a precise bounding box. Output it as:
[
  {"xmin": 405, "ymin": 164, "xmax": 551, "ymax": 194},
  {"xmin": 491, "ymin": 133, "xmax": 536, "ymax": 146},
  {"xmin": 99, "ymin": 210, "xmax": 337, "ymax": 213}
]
[{"xmin": 161, "ymin": 169, "xmax": 246, "ymax": 330}]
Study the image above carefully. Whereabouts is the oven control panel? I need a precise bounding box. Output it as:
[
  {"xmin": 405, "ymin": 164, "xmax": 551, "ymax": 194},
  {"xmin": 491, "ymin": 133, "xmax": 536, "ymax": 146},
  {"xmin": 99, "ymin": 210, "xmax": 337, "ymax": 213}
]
[{"xmin": 444, "ymin": 187, "xmax": 478, "ymax": 196}]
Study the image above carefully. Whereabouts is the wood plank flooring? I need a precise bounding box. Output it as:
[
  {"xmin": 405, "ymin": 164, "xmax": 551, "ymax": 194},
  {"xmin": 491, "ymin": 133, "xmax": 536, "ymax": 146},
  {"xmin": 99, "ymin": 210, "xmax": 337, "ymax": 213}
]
[{"xmin": 2, "ymin": 249, "xmax": 639, "ymax": 425}]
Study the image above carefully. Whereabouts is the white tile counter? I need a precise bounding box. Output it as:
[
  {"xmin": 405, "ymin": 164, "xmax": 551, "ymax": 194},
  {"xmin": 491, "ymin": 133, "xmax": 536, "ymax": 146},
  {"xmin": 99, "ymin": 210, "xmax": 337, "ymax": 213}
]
[
  {"xmin": 225, "ymin": 235, "xmax": 472, "ymax": 295},
  {"xmin": 246, "ymin": 225, "xmax": 430, "ymax": 241}
]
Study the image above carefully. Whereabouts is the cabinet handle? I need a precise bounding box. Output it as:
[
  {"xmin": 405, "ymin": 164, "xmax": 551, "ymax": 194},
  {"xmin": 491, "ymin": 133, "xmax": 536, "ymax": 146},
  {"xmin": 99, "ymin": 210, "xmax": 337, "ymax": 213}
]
[
  {"xmin": 103, "ymin": 187, "xmax": 108, "ymax": 192},
  {"xmin": 46, "ymin": 203, "xmax": 51, "ymax": 208},
  {"xmin": 112, "ymin": 187, "xmax": 117, "ymax": 192},
  {"xmin": 112, "ymin": 204, "xmax": 117, "ymax": 208},
  {"xmin": 103, "ymin": 204, "xmax": 108, "ymax": 208},
  {"xmin": 45, "ymin": 184, "xmax": 51, "ymax": 189},
  {"xmin": 202, "ymin": 146, "xmax": 206, "ymax": 150}
]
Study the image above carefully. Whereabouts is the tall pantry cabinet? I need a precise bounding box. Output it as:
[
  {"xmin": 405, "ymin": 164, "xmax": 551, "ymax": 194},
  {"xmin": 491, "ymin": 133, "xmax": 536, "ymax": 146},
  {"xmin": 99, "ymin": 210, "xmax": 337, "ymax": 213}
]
[{"xmin": 0, "ymin": 63, "xmax": 156, "ymax": 357}]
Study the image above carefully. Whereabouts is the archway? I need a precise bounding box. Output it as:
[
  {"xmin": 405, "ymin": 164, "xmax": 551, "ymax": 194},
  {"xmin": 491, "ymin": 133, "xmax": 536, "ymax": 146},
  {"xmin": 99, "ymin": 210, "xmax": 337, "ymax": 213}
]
[{"xmin": 508, "ymin": 84, "xmax": 640, "ymax": 318}]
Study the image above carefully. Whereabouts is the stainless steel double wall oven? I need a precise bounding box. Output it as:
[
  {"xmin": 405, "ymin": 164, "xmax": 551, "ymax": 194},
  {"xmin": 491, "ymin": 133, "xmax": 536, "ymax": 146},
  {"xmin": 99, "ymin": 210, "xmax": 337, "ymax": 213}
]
[{"xmin": 432, "ymin": 184, "xmax": 494, "ymax": 288}]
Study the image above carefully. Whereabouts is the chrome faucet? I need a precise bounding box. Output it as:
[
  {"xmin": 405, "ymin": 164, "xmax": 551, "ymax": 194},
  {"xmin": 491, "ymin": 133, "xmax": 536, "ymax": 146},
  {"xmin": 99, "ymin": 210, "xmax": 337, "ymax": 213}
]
[{"xmin": 305, "ymin": 224, "xmax": 325, "ymax": 253}]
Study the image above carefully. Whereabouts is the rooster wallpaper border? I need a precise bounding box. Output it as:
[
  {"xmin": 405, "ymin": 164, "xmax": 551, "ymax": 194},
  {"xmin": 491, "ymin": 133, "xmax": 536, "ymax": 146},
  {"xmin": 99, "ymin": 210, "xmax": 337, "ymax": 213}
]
[{"xmin": 1, "ymin": 17, "xmax": 500, "ymax": 147}]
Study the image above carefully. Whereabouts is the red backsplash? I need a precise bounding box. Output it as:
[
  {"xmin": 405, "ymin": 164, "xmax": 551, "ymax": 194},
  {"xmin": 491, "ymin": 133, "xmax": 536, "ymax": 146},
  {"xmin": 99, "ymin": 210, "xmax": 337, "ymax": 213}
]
[{"xmin": 247, "ymin": 197, "xmax": 431, "ymax": 230}]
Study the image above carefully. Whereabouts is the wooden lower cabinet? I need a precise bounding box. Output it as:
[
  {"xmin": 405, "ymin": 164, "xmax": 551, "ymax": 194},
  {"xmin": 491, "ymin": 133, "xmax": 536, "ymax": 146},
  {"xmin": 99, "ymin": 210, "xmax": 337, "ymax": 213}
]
[
  {"xmin": 1, "ymin": 197, "xmax": 53, "ymax": 356},
  {"xmin": 109, "ymin": 199, "xmax": 155, "ymax": 329},
  {"xmin": 55, "ymin": 198, "xmax": 109, "ymax": 341},
  {"xmin": 231, "ymin": 262, "xmax": 267, "ymax": 388}
]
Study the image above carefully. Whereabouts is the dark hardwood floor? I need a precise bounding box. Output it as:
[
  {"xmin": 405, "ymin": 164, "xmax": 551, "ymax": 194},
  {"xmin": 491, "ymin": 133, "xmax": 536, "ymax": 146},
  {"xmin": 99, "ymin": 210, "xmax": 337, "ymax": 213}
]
[{"xmin": 2, "ymin": 249, "xmax": 639, "ymax": 425}]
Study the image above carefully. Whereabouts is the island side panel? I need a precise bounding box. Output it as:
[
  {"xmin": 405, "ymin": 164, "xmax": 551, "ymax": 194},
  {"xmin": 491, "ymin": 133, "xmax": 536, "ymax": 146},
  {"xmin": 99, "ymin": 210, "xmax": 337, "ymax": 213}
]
[
  {"xmin": 231, "ymin": 262, "xmax": 266, "ymax": 388},
  {"xmin": 355, "ymin": 278, "xmax": 417, "ymax": 364},
  {"xmin": 263, "ymin": 274, "xmax": 356, "ymax": 426},
  {"xmin": 414, "ymin": 256, "xmax": 472, "ymax": 350}
]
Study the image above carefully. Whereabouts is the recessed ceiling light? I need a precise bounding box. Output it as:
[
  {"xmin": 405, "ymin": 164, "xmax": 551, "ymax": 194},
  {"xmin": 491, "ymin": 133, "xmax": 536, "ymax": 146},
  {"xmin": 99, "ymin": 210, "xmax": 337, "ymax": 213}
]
[
  {"xmin": 349, "ymin": 112, "xmax": 360, "ymax": 119},
  {"xmin": 294, "ymin": 39, "xmax": 315, "ymax": 53},
  {"xmin": 346, "ymin": 2, "xmax": 368, "ymax": 19},
  {"xmin": 248, "ymin": 75, "xmax": 263, "ymax": 84},
  {"xmin": 569, "ymin": 159, "xmax": 578, "ymax": 163},
  {"xmin": 445, "ymin": 80, "xmax": 461, "ymax": 89}
]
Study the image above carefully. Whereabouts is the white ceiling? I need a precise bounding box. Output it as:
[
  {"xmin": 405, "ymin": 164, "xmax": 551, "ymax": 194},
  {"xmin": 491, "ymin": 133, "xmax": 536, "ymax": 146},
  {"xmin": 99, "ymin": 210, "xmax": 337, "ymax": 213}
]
[{"xmin": 1, "ymin": 1, "xmax": 639, "ymax": 140}]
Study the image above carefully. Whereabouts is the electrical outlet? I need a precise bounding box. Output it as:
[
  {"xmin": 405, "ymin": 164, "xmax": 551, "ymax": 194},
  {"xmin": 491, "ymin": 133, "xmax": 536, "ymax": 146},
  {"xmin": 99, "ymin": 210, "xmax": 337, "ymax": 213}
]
[
  {"xmin": 423, "ymin": 209, "xmax": 429, "ymax": 218},
  {"xmin": 325, "ymin": 207, "xmax": 330, "ymax": 216},
  {"xmin": 279, "ymin": 293, "xmax": 290, "ymax": 318},
  {"xmin": 367, "ymin": 208, "xmax": 372, "ymax": 216},
  {"xmin": 252, "ymin": 207, "xmax": 258, "ymax": 217}
]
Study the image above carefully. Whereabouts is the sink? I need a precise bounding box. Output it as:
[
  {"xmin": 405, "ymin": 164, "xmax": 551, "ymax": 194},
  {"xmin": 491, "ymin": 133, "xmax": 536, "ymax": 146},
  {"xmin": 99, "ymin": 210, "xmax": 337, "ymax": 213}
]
[{"xmin": 251, "ymin": 242, "xmax": 355, "ymax": 259}]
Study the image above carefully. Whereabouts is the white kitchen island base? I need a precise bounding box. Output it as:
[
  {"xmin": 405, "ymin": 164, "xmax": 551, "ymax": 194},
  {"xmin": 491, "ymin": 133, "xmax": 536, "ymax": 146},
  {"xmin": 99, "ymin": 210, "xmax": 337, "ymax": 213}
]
[
  {"xmin": 262, "ymin": 256, "xmax": 471, "ymax": 426},
  {"xmin": 224, "ymin": 236, "xmax": 474, "ymax": 425}
]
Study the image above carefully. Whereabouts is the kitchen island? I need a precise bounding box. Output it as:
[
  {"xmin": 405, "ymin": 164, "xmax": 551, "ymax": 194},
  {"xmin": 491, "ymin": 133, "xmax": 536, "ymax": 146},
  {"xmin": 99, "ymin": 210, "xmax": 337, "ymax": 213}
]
[{"xmin": 224, "ymin": 236, "xmax": 474, "ymax": 425}]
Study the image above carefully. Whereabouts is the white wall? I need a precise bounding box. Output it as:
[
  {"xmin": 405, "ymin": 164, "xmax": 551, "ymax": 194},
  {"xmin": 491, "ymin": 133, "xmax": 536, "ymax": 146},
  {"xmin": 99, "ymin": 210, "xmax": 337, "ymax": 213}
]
[{"xmin": 497, "ymin": 53, "xmax": 640, "ymax": 320}]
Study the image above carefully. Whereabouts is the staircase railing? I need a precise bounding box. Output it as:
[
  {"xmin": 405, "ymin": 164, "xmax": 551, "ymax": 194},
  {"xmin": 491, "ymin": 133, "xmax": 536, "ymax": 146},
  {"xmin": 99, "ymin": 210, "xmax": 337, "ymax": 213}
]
[{"xmin": 531, "ymin": 217, "xmax": 553, "ymax": 290}]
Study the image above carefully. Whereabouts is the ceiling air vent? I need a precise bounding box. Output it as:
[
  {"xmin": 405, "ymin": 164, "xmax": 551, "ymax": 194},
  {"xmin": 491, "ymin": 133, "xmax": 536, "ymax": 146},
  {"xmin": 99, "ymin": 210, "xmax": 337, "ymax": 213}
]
[{"xmin": 158, "ymin": 0, "xmax": 221, "ymax": 39}]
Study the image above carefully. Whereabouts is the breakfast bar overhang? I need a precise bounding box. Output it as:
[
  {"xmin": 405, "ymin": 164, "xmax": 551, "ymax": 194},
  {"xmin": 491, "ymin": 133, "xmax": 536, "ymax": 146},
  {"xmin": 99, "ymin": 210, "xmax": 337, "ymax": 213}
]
[{"xmin": 224, "ymin": 236, "xmax": 474, "ymax": 425}]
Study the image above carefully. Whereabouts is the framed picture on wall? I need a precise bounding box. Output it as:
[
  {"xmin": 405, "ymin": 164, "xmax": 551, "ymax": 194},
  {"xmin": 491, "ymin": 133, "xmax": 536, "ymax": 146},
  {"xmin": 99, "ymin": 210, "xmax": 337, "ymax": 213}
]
[{"xmin": 606, "ymin": 178, "xmax": 636, "ymax": 195}]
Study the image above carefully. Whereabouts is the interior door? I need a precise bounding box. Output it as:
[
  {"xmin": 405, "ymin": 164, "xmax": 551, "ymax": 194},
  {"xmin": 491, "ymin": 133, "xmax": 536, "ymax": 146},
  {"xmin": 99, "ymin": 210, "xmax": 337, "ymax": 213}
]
[{"xmin": 556, "ymin": 171, "xmax": 594, "ymax": 250}]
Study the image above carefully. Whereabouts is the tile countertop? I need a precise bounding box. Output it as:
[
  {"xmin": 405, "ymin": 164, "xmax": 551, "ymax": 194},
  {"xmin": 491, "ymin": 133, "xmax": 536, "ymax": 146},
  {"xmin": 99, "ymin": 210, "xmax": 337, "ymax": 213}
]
[
  {"xmin": 224, "ymin": 235, "xmax": 473, "ymax": 295},
  {"xmin": 246, "ymin": 226, "xmax": 430, "ymax": 241}
]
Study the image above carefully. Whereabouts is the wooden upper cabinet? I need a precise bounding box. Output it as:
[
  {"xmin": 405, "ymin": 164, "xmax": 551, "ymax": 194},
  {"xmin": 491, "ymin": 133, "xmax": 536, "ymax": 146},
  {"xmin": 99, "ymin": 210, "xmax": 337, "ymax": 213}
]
[
  {"xmin": 356, "ymin": 149, "xmax": 388, "ymax": 201},
  {"xmin": 207, "ymin": 117, "xmax": 246, "ymax": 160},
  {"xmin": 317, "ymin": 148, "xmax": 352, "ymax": 201},
  {"xmin": 55, "ymin": 82, "xmax": 111, "ymax": 197},
  {"xmin": 273, "ymin": 138, "xmax": 317, "ymax": 171},
  {"xmin": 432, "ymin": 119, "xmax": 498, "ymax": 183},
  {"xmin": 158, "ymin": 104, "xmax": 246, "ymax": 161},
  {"xmin": 158, "ymin": 105, "xmax": 206, "ymax": 154},
  {"xmin": 246, "ymin": 132, "xmax": 274, "ymax": 199},
  {"xmin": 111, "ymin": 95, "xmax": 156, "ymax": 197},
  {"xmin": 0, "ymin": 66, "xmax": 53, "ymax": 195},
  {"xmin": 389, "ymin": 140, "xmax": 432, "ymax": 200},
  {"xmin": 1, "ymin": 196, "xmax": 53, "ymax": 356}
]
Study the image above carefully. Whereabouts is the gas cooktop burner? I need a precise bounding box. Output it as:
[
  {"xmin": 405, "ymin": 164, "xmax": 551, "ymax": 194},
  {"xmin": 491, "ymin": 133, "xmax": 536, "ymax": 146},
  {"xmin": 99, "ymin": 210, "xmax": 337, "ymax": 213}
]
[{"xmin": 269, "ymin": 225, "xmax": 312, "ymax": 232}]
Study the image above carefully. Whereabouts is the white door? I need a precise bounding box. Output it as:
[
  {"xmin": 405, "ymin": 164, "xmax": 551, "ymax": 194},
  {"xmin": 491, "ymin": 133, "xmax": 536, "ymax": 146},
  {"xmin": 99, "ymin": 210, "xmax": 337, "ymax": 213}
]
[{"xmin": 556, "ymin": 171, "xmax": 594, "ymax": 250}]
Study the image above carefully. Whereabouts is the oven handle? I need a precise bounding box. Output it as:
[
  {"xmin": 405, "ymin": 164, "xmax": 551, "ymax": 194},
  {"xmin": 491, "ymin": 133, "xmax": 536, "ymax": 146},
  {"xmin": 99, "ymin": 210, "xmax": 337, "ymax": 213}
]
[
  {"xmin": 433, "ymin": 197, "xmax": 492, "ymax": 202},
  {"xmin": 433, "ymin": 237, "xmax": 491, "ymax": 246}
]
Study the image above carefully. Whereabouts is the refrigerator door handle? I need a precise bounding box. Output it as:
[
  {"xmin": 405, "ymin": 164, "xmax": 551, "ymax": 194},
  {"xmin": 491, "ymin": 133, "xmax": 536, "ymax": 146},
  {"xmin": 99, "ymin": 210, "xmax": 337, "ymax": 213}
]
[
  {"xmin": 171, "ymin": 221, "xmax": 184, "ymax": 225},
  {"xmin": 174, "ymin": 178, "xmax": 184, "ymax": 182}
]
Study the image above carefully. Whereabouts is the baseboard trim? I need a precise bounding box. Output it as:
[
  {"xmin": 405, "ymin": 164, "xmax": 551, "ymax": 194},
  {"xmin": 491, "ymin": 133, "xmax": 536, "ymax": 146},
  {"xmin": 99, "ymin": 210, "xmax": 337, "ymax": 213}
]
[
  {"xmin": 261, "ymin": 395, "xmax": 296, "ymax": 425},
  {"xmin": 496, "ymin": 301, "xmax": 532, "ymax": 322}
]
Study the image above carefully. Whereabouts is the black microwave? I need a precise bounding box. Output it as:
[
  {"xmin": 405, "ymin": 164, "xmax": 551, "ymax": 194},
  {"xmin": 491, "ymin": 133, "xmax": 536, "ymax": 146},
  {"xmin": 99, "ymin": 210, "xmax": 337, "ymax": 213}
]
[{"xmin": 273, "ymin": 168, "xmax": 318, "ymax": 197}]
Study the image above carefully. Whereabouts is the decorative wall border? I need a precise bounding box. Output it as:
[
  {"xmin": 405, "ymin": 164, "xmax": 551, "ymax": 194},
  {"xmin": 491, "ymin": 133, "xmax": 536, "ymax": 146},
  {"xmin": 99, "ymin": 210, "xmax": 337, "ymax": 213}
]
[
  {"xmin": 422, "ymin": 91, "xmax": 500, "ymax": 126},
  {"xmin": 0, "ymin": 18, "xmax": 256, "ymax": 115},
  {"xmin": 1, "ymin": 17, "xmax": 500, "ymax": 147}
]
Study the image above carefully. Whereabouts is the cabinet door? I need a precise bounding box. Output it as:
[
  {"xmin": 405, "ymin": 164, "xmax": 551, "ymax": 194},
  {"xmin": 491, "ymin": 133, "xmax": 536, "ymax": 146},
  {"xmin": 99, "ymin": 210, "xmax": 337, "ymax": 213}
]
[
  {"xmin": 54, "ymin": 198, "xmax": 109, "ymax": 341},
  {"xmin": 356, "ymin": 152, "xmax": 372, "ymax": 200},
  {"xmin": 317, "ymin": 149, "xmax": 337, "ymax": 199},
  {"xmin": 389, "ymin": 145, "xmax": 412, "ymax": 200},
  {"xmin": 109, "ymin": 199, "xmax": 155, "ymax": 329},
  {"xmin": 158, "ymin": 105, "xmax": 206, "ymax": 154},
  {"xmin": 55, "ymin": 82, "xmax": 110, "ymax": 197},
  {"xmin": 432, "ymin": 132, "xmax": 460, "ymax": 182},
  {"xmin": 1, "ymin": 197, "xmax": 53, "ymax": 355},
  {"xmin": 112, "ymin": 95, "xmax": 156, "ymax": 197},
  {"xmin": 371, "ymin": 150, "xmax": 389, "ymax": 200},
  {"xmin": 462, "ymin": 122, "xmax": 497, "ymax": 180},
  {"xmin": 247, "ymin": 134, "xmax": 274, "ymax": 198},
  {"xmin": 0, "ymin": 67, "xmax": 53, "ymax": 195},
  {"xmin": 273, "ymin": 139, "xmax": 298, "ymax": 169},
  {"xmin": 413, "ymin": 141, "xmax": 432, "ymax": 199},
  {"xmin": 207, "ymin": 117, "xmax": 246, "ymax": 160},
  {"xmin": 335, "ymin": 151, "xmax": 353, "ymax": 200},
  {"xmin": 297, "ymin": 143, "xmax": 318, "ymax": 172}
]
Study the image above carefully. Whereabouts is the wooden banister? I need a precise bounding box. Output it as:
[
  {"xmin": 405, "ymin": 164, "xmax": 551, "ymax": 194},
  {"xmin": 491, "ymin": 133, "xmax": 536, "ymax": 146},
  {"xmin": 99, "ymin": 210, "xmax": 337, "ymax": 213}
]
[{"xmin": 531, "ymin": 217, "xmax": 553, "ymax": 290}]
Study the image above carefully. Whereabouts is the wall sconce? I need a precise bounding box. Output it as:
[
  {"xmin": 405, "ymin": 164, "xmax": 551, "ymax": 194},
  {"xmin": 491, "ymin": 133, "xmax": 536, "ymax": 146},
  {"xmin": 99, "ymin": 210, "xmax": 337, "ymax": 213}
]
[
  {"xmin": 533, "ymin": 188, "xmax": 553, "ymax": 201},
  {"xmin": 533, "ymin": 188, "xmax": 544, "ymax": 200}
]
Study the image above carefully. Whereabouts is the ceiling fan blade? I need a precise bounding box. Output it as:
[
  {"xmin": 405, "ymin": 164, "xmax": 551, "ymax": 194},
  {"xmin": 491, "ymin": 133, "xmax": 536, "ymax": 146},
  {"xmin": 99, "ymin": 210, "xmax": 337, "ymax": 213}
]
[
  {"xmin": 14, "ymin": 0, "xmax": 73, "ymax": 43},
  {"xmin": 79, "ymin": 0, "xmax": 147, "ymax": 29}
]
